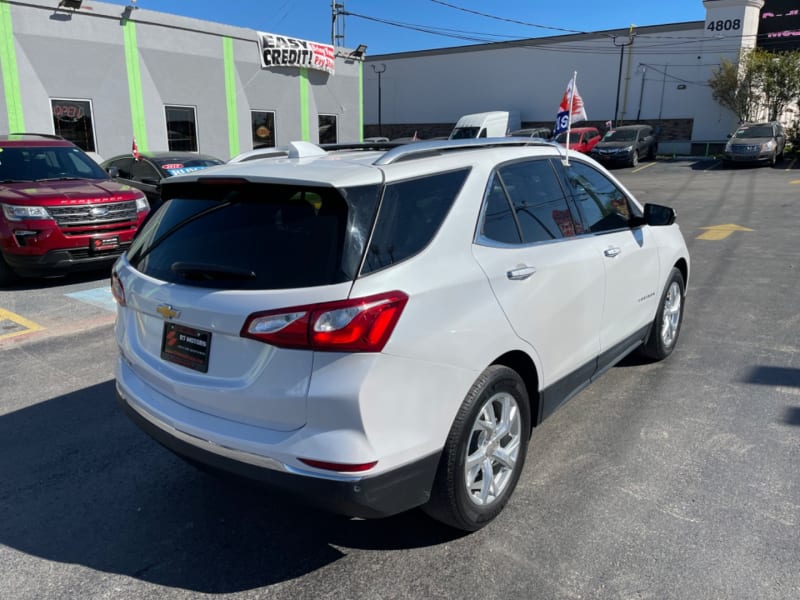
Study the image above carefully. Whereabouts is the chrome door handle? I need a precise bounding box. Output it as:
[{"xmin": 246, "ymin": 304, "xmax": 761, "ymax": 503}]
[
  {"xmin": 604, "ymin": 246, "xmax": 621, "ymax": 258},
  {"xmin": 507, "ymin": 266, "xmax": 537, "ymax": 280}
]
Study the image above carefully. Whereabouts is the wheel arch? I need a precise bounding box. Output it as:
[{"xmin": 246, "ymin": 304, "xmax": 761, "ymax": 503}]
[
  {"xmin": 673, "ymin": 257, "xmax": 689, "ymax": 290},
  {"xmin": 492, "ymin": 350, "xmax": 541, "ymax": 428}
]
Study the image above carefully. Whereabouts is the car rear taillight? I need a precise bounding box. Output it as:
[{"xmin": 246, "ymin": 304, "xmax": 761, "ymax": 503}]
[
  {"xmin": 110, "ymin": 271, "xmax": 126, "ymax": 306},
  {"xmin": 241, "ymin": 291, "xmax": 408, "ymax": 352}
]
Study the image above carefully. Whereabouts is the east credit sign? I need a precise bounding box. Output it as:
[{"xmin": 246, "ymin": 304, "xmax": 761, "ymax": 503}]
[{"xmin": 257, "ymin": 32, "xmax": 335, "ymax": 75}]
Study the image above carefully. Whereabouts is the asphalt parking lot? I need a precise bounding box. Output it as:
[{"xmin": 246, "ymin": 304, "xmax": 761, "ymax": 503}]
[{"xmin": 0, "ymin": 157, "xmax": 798, "ymax": 599}]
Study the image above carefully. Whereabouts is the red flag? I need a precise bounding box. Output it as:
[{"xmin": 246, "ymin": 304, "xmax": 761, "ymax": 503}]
[{"xmin": 132, "ymin": 137, "xmax": 140, "ymax": 160}]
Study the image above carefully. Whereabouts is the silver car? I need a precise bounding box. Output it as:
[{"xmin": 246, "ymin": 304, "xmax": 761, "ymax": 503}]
[{"xmin": 723, "ymin": 122, "xmax": 786, "ymax": 166}]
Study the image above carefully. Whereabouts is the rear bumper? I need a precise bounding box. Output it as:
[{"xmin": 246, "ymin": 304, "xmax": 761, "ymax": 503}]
[{"xmin": 116, "ymin": 384, "xmax": 440, "ymax": 519}]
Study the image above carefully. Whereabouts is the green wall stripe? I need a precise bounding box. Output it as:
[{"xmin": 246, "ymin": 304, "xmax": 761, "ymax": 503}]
[
  {"xmin": 0, "ymin": 1, "xmax": 25, "ymax": 131},
  {"xmin": 123, "ymin": 21, "xmax": 148, "ymax": 153},
  {"xmin": 358, "ymin": 62, "xmax": 364, "ymax": 142},
  {"xmin": 222, "ymin": 37, "xmax": 239, "ymax": 158},
  {"xmin": 300, "ymin": 68, "xmax": 310, "ymax": 141}
]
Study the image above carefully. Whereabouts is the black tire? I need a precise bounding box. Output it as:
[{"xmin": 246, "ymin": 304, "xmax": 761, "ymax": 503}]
[
  {"xmin": 640, "ymin": 268, "xmax": 685, "ymax": 361},
  {"xmin": 0, "ymin": 253, "xmax": 18, "ymax": 287},
  {"xmin": 423, "ymin": 365, "xmax": 530, "ymax": 531},
  {"xmin": 630, "ymin": 150, "xmax": 639, "ymax": 168}
]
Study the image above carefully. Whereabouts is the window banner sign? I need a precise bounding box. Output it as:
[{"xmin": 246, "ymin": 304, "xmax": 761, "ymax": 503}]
[
  {"xmin": 257, "ymin": 32, "xmax": 335, "ymax": 75},
  {"xmin": 758, "ymin": 0, "xmax": 800, "ymax": 51}
]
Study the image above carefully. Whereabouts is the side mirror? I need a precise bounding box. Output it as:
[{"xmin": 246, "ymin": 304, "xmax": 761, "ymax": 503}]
[
  {"xmin": 643, "ymin": 203, "xmax": 676, "ymax": 226},
  {"xmin": 727, "ymin": 133, "xmax": 732, "ymax": 139},
  {"xmin": 107, "ymin": 166, "xmax": 120, "ymax": 178}
]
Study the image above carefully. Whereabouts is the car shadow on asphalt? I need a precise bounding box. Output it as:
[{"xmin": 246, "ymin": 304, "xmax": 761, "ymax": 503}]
[
  {"xmin": 2, "ymin": 268, "xmax": 110, "ymax": 292},
  {"xmin": 0, "ymin": 380, "xmax": 465, "ymax": 593}
]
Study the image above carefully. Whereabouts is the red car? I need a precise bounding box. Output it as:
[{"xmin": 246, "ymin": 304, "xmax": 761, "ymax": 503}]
[
  {"xmin": 0, "ymin": 134, "xmax": 149, "ymax": 284},
  {"xmin": 554, "ymin": 127, "xmax": 601, "ymax": 153}
]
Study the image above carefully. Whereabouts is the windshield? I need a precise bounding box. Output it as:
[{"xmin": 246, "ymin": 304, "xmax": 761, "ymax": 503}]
[
  {"xmin": 556, "ymin": 132, "xmax": 581, "ymax": 144},
  {"xmin": 733, "ymin": 126, "xmax": 773, "ymax": 139},
  {"xmin": 450, "ymin": 127, "xmax": 481, "ymax": 139},
  {"xmin": 0, "ymin": 145, "xmax": 108, "ymax": 182},
  {"xmin": 602, "ymin": 130, "xmax": 638, "ymax": 142}
]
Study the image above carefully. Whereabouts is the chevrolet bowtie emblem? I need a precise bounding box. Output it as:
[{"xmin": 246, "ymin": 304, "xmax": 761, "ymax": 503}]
[{"xmin": 156, "ymin": 304, "xmax": 181, "ymax": 320}]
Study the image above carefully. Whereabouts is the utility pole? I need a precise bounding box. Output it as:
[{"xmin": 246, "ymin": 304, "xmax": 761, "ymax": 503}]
[
  {"xmin": 331, "ymin": 1, "xmax": 345, "ymax": 47},
  {"xmin": 372, "ymin": 63, "xmax": 386, "ymax": 137},
  {"xmin": 613, "ymin": 25, "xmax": 636, "ymax": 128}
]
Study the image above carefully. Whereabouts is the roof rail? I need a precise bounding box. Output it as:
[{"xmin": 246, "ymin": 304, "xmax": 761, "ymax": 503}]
[
  {"xmin": 9, "ymin": 132, "xmax": 67, "ymax": 140},
  {"xmin": 320, "ymin": 141, "xmax": 409, "ymax": 152},
  {"xmin": 373, "ymin": 137, "xmax": 555, "ymax": 166}
]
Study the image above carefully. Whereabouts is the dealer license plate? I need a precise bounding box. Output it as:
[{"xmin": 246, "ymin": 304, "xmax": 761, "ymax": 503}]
[{"xmin": 161, "ymin": 323, "xmax": 212, "ymax": 373}]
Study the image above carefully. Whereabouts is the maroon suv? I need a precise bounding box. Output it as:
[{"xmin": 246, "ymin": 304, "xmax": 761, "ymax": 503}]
[{"xmin": 0, "ymin": 134, "xmax": 149, "ymax": 284}]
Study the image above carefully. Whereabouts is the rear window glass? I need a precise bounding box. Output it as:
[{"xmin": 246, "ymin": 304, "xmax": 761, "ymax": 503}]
[
  {"xmin": 362, "ymin": 168, "xmax": 469, "ymax": 274},
  {"xmin": 127, "ymin": 182, "xmax": 380, "ymax": 290}
]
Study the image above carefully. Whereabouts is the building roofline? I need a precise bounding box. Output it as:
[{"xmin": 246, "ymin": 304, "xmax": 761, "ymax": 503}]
[{"xmin": 367, "ymin": 21, "xmax": 705, "ymax": 59}]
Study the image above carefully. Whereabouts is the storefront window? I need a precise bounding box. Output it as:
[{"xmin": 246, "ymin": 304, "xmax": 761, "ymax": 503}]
[
  {"xmin": 251, "ymin": 111, "xmax": 276, "ymax": 148},
  {"xmin": 165, "ymin": 105, "xmax": 198, "ymax": 151},
  {"xmin": 51, "ymin": 99, "xmax": 96, "ymax": 151},
  {"xmin": 318, "ymin": 114, "xmax": 337, "ymax": 144}
]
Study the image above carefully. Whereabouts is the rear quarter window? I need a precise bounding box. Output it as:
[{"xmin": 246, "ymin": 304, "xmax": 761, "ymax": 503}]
[{"xmin": 362, "ymin": 168, "xmax": 470, "ymax": 274}]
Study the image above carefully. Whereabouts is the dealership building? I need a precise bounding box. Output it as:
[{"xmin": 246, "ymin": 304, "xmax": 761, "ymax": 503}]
[{"xmin": 0, "ymin": 0, "xmax": 796, "ymax": 159}]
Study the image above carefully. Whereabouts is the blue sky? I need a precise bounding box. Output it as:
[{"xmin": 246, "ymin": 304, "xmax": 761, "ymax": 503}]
[{"xmin": 100, "ymin": 0, "xmax": 707, "ymax": 54}]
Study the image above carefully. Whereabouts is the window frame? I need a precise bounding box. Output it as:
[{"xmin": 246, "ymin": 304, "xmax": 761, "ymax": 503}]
[
  {"xmin": 50, "ymin": 97, "xmax": 97, "ymax": 152},
  {"xmin": 318, "ymin": 114, "xmax": 338, "ymax": 144},
  {"xmin": 251, "ymin": 110, "xmax": 276, "ymax": 148},
  {"xmin": 164, "ymin": 104, "xmax": 199, "ymax": 152}
]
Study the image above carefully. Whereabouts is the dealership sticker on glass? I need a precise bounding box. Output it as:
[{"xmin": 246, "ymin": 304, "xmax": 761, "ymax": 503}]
[{"xmin": 165, "ymin": 166, "xmax": 212, "ymax": 176}]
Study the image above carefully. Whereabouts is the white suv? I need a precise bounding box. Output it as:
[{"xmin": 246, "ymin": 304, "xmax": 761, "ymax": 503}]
[{"xmin": 112, "ymin": 139, "xmax": 689, "ymax": 531}]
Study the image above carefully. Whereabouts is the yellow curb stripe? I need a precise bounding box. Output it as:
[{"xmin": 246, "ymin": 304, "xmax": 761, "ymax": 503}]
[{"xmin": 0, "ymin": 307, "xmax": 44, "ymax": 340}]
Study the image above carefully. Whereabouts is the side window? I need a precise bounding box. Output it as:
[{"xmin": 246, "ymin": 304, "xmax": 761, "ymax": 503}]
[
  {"xmin": 109, "ymin": 158, "xmax": 134, "ymax": 179},
  {"xmin": 480, "ymin": 173, "xmax": 521, "ymax": 244},
  {"xmin": 563, "ymin": 162, "xmax": 640, "ymax": 233},
  {"xmin": 497, "ymin": 160, "xmax": 577, "ymax": 242},
  {"xmin": 363, "ymin": 169, "xmax": 470, "ymax": 274},
  {"xmin": 131, "ymin": 160, "xmax": 159, "ymax": 182}
]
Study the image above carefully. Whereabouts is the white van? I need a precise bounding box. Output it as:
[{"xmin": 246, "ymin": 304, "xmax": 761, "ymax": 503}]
[{"xmin": 449, "ymin": 111, "xmax": 521, "ymax": 139}]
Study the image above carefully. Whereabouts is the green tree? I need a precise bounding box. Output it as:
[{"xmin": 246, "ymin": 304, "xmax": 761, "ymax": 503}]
[
  {"xmin": 708, "ymin": 55, "xmax": 759, "ymax": 122},
  {"xmin": 709, "ymin": 49, "xmax": 800, "ymax": 123}
]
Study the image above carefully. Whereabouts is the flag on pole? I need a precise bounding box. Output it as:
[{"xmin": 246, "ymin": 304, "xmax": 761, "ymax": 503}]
[
  {"xmin": 553, "ymin": 76, "xmax": 588, "ymax": 136},
  {"xmin": 132, "ymin": 137, "xmax": 140, "ymax": 160}
]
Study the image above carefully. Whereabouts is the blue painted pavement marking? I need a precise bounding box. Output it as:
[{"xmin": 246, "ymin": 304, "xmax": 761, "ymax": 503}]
[{"xmin": 66, "ymin": 287, "xmax": 117, "ymax": 313}]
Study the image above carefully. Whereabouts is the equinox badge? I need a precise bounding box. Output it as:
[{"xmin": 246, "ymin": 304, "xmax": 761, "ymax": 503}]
[{"xmin": 156, "ymin": 304, "xmax": 181, "ymax": 320}]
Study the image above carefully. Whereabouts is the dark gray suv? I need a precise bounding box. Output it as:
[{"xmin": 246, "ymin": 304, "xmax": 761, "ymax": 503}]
[
  {"xmin": 590, "ymin": 124, "xmax": 656, "ymax": 168},
  {"xmin": 723, "ymin": 122, "xmax": 786, "ymax": 167}
]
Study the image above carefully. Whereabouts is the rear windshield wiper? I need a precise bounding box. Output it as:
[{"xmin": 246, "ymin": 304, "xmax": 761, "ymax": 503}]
[{"xmin": 171, "ymin": 262, "xmax": 256, "ymax": 282}]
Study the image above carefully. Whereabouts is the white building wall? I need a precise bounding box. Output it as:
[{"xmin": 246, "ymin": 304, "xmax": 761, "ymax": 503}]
[{"xmin": 365, "ymin": 0, "xmax": 766, "ymax": 153}]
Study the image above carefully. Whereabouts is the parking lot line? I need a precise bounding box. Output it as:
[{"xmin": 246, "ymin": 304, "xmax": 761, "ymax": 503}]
[
  {"xmin": 0, "ymin": 307, "xmax": 44, "ymax": 340},
  {"xmin": 632, "ymin": 162, "xmax": 657, "ymax": 174},
  {"xmin": 785, "ymin": 157, "xmax": 797, "ymax": 172}
]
